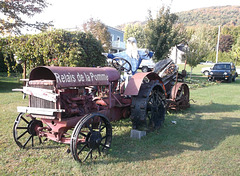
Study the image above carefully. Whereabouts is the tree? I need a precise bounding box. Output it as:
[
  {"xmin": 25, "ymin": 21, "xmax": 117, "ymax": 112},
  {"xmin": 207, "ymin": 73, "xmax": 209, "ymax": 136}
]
[
  {"xmin": 0, "ymin": 0, "xmax": 51, "ymax": 35},
  {"xmin": 221, "ymin": 26, "xmax": 240, "ymax": 45},
  {"xmin": 219, "ymin": 35, "xmax": 234, "ymax": 52},
  {"xmin": 145, "ymin": 7, "xmax": 180, "ymax": 61},
  {"xmin": 124, "ymin": 23, "xmax": 146, "ymax": 48},
  {"xmin": 231, "ymin": 38, "xmax": 240, "ymax": 65},
  {"xmin": 185, "ymin": 41, "xmax": 201, "ymax": 79},
  {"xmin": 82, "ymin": 18, "xmax": 111, "ymax": 52},
  {"xmin": 185, "ymin": 28, "xmax": 213, "ymax": 79}
]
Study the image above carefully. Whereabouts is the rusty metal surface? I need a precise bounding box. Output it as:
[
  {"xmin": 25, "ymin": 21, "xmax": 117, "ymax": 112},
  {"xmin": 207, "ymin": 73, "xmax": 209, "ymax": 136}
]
[
  {"xmin": 124, "ymin": 72, "xmax": 163, "ymax": 96},
  {"xmin": 13, "ymin": 57, "xmax": 190, "ymax": 161},
  {"xmin": 168, "ymin": 82, "xmax": 190, "ymax": 110},
  {"xmin": 170, "ymin": 83, "xmax": 187, "ymax": 100},
  {"xmin": 29, "ymin": 66, "xmax": 120, "ymax": 88}
]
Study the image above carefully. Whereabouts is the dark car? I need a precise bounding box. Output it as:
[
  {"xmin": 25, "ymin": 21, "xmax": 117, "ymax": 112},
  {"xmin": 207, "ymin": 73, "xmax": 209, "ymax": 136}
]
[{"xmin": 208, "ymin": 62, "xmax": 237, "ymax": 83}]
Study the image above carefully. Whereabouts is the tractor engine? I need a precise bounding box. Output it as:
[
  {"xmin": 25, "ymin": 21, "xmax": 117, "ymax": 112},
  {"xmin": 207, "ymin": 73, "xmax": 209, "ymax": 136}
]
[{"xmin": 60, "ymin": 88, "xmax": 97, "ymax": 118}]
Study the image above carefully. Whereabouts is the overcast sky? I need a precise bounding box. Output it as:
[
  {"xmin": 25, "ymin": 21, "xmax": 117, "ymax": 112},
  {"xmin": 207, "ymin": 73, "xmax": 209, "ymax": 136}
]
[{"xmin": 30, "ymin": 0, "xmax": 240, "ymax": 30}]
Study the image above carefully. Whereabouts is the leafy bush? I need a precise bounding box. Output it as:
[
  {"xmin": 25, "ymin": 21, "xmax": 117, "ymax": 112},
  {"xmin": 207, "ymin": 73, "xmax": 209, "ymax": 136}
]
[{"xmin": 0, "ymin": 30, "xmax": 106, "ymax": 76}]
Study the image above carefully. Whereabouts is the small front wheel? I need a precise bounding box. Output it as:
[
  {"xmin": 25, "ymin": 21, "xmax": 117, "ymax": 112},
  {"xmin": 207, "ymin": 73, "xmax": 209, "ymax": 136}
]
[
  {"xmin": 13, "ymin": 113, "xmax": 43, "ymax": 149},
  {"xmin": 70, "ymin": 113, "xmax": 112, "ymax": 163}
]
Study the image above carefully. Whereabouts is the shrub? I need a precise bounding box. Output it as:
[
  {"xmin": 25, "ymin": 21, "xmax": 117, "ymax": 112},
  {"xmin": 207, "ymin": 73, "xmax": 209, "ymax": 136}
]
[{"xmin": 0, "ymin": 30, "xmax": 105, "ymax": 76}]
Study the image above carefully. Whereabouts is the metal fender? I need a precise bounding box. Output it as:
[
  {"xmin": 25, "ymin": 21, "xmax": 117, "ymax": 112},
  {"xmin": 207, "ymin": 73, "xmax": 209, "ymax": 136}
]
[{"xmin": 124, "ymin": 72, "xmax": 166, "ymax": 96}]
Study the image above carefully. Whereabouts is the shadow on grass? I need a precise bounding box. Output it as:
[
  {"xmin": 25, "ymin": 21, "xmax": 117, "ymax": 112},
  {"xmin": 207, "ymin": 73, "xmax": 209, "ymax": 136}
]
[
  {"xmin": 103, "ymin": 114, "xmax": 239, "ymax": 164},
  {"xmin": 189, "ymin": 103, "xmax": 240, "ymax": 113},
  {"xmin": 0, "ymin": 78, "xmax": 22, "ymax": 93},
  {"xmin": 4, "ymin": 76, "xmax": 240, "ymax": 164},
  {"xmin": 12, "ymin": 106, "xmax": 239, "ymax": 164},
  {"xmin": 16, "ymin": 102, "xmax": 239, "ymax": 164},
  {"xmin": 15, "ymin": 138, "xmax": 66, "ymax": 151}
]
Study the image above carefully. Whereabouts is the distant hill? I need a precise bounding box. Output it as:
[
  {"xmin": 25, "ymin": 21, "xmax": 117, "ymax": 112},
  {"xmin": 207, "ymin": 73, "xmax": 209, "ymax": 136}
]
[
  {"xmin": 116, "ymin": 21, "xmax": 145, "ymax": 31},
  {"xmin": 176, "ymin": 6, "xmax": 240, "ymax": 26},
  {"xmin": 116, "ymin": 6, "xmax": 240, "ymax": 30}
]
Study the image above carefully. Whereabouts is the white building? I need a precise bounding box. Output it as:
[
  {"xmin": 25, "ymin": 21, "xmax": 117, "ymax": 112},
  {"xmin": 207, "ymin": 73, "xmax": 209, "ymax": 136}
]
[
  {"xmin": 169, "ymin": 44, "xmax": 187, "ymax": 64},
  {"xmin": 107, "ymin": 26, "xmax": 125, "ymax": 53}
]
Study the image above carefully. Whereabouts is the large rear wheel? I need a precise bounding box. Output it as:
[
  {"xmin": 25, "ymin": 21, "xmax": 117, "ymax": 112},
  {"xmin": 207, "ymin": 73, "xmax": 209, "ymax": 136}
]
[
  {"xmin": 131, "ymin": 80, "xmax": 166, "ymax": 131},
  {"xmin": 168, "ymin": 83, "xmax": 190, "ymax": 110}
]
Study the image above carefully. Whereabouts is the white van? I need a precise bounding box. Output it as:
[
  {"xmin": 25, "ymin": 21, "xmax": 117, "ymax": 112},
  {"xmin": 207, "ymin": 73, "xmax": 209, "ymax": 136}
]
[{"xmin": 139, "ymin": 59, "xmax": 156, "ymax": 72}]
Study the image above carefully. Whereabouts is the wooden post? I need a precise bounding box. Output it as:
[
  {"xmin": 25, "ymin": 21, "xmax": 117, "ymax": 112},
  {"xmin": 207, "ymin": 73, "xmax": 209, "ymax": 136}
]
[
  {"xmin": 23, "ymin": 60, "xmax": 26, "ymax": 79},
  {"xmin": 23, "ymin": 60, "xmax": 26, "ymax": 85}
]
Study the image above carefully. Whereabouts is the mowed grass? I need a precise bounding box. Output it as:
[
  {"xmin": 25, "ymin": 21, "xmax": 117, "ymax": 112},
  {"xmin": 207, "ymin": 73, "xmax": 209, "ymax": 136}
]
[
  {"xmin": 178, "ymin": 63, "xmax": 213, "ymax": 76},
  {"xmin": 0, "ymin": 67, "xmax": 239, "ymax": 176}
]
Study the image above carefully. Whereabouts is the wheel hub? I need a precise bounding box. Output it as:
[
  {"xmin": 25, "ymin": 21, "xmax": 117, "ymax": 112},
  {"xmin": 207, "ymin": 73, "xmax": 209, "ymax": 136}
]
[
  {"xmin": 27, "ymin": 120, "xmax": 43, "ymax": 136},
  {"xmin": 87, "ymin": 131, "xmax": 102, "ymax": 149}
]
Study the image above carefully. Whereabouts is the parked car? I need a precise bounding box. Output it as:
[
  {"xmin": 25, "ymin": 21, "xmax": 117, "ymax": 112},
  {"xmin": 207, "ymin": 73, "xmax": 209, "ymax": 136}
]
[
  {"xmin": 139, "ymin": 59, "xmax": 156, "ymax": 72},
  {"xmin": 201, "ymin": 67, "xmax": 212, "ymax": 76},
  {"xmin": 236, "ymin": 68, "xmax": 240, "ymax": 76},
  {"xmin": 208, "ymin": 62, "xmax": 237, "ymax": 83},
  {"xmin": 200, "ymin": 61, "xmax": 215, "ymax": 65}
]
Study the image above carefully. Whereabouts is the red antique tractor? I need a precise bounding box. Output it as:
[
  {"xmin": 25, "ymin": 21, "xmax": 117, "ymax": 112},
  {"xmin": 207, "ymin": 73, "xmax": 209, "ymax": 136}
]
[{"xmin": 13, "ymin": 58, "xmax": 189, "ymax": 163}]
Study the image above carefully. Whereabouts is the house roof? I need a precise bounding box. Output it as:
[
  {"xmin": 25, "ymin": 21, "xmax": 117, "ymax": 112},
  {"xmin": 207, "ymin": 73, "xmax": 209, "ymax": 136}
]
[
  {"xmin": 107, "ymin": 26, "xmax": 124, "ymax": 34},
  {"xmin": 176, "ymin": 44, "xmax": 188, "ymax": 52}
]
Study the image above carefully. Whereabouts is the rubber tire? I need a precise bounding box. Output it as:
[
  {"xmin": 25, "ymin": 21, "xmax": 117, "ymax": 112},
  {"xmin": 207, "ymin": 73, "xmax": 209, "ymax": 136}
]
[
  {"xmin": 203, "ymin": 71, "xmax": 209, "ymax": 76},
  {"xmin": 228, "ymin": 75, "xmax": 232, "ymax": 83},
  {"xmin": 142, "ymin": 66, "xmax": 149, "ymax": 72}
]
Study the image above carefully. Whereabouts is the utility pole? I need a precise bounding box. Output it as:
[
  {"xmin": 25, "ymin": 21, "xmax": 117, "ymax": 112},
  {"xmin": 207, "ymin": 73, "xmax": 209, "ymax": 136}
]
[{"xmin": 216, "ymin": 25, "xmax": 221, "ymax": 63}]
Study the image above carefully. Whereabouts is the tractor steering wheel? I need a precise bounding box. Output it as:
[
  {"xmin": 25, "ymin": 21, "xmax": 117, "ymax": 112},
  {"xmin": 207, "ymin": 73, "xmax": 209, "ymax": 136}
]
[{"xmin": 112, "ymin": 57, "xmax": 132, "ymax": 73}]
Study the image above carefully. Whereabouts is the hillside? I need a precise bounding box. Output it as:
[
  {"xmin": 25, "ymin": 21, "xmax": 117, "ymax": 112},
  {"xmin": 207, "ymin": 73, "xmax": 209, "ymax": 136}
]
[
  {"xmin": 176, "ymin": 6, "xmax": 240, "ymax": 26},
  {"xmin": 116, "ymin": 6, "xmax": 240, "ymax": 30}
]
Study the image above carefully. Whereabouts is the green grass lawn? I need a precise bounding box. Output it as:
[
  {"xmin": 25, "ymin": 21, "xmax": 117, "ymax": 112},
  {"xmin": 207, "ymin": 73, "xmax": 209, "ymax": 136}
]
[
  {"xmin": 177, "ymin": 63, "xmax": 213, "ymax": 76},
  {"xmin": 0, "ymin": 68, "xmax": 239, "ymax": 175}
]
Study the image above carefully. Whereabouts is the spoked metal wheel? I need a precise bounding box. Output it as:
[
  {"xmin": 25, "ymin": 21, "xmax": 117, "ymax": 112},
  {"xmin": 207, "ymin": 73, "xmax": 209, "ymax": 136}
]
[
  {"xmin": 70, "ymin": 113, "xmax": 112, "ymax": 163},
  {"xmin": 13, "ymin": 113, "xmax": 43, "ymax": 149},
  {"xmin": 169, "ymin": 83, "xmax": 190, "ymax": 110},
  {"xmin": 146, "ymin": 87, "xmax": 166, "ymax": 130},
  {"xmin": 131, "ymin": 80, "xmax": 166, "ymax": 131}
]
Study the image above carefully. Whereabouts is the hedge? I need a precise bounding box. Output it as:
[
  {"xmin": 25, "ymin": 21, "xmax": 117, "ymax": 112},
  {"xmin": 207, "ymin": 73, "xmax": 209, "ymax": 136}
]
[{"xmin": 0, "ymin": 29, "xmax": 106, "ymax": 76}]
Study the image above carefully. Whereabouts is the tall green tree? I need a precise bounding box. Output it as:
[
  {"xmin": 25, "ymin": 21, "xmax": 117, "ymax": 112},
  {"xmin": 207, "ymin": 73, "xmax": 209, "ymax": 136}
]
[
  {"xmin": 82, "ymin": 18, "xmax": 111, "ymax": 52},
  {"xmin": 186, "ymin": 26, "xmax": 214, "ymax": 78},
  {"xmin": 124, "ymin": 23, "xmax": 146, "ymax": 48},
  {"xmin": 0, "ymin": 0, "xmax": 51, "ymax": 35},
  {"xmin": 145, "ymin": 7, "xmax": 179, "ymax": 61}
]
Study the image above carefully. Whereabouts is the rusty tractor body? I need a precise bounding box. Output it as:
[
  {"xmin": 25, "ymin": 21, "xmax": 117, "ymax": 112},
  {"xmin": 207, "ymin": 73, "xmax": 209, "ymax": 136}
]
[
  {"xmin": 153, "ymin": 58, "xmax": 190, "ymax": 110},
  {"xmin": 13, "ymin": 58, "xmax": 189, "ymax": 163}
]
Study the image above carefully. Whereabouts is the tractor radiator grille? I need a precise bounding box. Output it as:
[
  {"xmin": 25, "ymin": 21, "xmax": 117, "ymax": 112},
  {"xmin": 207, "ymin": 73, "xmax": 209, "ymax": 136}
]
[{"xmin": 28, "ymin": 80, "xmax": 56, "ymax": 109}]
